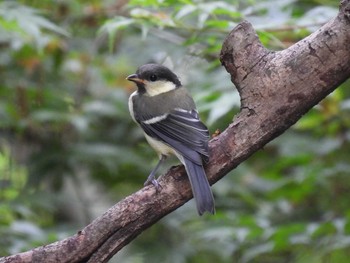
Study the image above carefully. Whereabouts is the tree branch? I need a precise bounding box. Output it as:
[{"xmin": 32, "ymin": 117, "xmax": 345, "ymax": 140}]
[{"xmin": 2, "ymin": 1, "xmax": 350, "ymax": 262}]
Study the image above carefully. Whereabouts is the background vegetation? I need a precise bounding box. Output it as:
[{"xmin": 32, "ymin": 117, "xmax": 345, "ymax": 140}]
[{"xmin": 1, "ymin": 0, "xmax": 350, "ymax": 262}]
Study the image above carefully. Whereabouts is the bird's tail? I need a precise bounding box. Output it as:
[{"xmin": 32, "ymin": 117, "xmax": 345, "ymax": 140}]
[{"xmin": 183, "ymin": 157, "xmax": 215, "ymax": 215}]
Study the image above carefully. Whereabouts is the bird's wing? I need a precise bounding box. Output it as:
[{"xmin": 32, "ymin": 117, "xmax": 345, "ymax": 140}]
[{"xmin": 139, "ymin": 109, "xmax": 209, "ymax": 165}]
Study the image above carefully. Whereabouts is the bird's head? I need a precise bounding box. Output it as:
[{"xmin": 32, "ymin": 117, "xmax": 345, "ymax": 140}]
[{"xmin": 127, "ymin": 64, "xmax": 182, "ymax": 96}]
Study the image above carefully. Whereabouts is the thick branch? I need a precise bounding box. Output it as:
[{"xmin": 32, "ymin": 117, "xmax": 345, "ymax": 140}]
[{"xmin": 2, "ymin": 1, "xmax": 350, "ymax": 262}]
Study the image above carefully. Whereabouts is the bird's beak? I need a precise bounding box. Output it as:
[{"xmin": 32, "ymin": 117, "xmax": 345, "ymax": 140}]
[{"xmin": 126, "ymin": 74, "xmax": 145, "ymax": 84}]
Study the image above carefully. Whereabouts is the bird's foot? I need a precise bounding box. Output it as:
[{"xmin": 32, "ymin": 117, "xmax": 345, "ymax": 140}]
[{"xmin": 144, "ymin": 177, "xmax": 161, "ymax": 192}]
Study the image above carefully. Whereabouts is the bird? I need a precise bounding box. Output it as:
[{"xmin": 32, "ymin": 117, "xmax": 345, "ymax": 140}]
[{"xmin": 126, "ymin": 63, "xmax": 215, "ymax": 215}]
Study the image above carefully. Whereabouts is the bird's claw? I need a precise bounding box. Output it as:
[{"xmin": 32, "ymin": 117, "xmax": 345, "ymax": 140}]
[{"xmin": 144, "ymin": 178, "xmax": 161, "ymax": 192}]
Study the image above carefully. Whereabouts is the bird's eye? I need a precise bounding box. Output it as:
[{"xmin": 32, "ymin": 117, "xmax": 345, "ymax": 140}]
[{"xmin": 149, "ymin": 74, "xmax": 157, "ymax": 81}]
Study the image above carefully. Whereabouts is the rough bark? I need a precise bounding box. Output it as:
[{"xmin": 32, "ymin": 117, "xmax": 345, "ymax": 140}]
[{"xmin": 2, "ymin": 0, "xmax": 350, "ymax": 262}]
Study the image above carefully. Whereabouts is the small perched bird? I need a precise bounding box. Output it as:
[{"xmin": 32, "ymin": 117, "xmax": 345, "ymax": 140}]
[{"xmin": 127, "ymin": 64, "xmax": 215, "ymax": 215}]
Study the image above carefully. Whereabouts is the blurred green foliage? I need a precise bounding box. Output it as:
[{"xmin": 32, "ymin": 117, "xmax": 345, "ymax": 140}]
[{"xmin": 1, "ymin": 0, "xmax": 350, "ymax": 262}]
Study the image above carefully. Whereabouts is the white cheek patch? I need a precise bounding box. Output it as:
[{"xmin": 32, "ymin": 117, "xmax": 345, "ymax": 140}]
[{"xmin": 145, "ymin": 80, "xmax": 177, "ymax": 96}]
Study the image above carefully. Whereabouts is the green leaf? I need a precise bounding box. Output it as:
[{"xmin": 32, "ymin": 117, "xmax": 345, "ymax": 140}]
[
  {"xmin": 204, "ymin": 19, "xmax": 229, "ymax": 29},
  {"xmin": 0, "ymin": 1, "xmax": 68, "ymax": 50},
  {"xmin": 175, "ymin": 4, "xmax": 197, "ymax": 19},
  {"xmin": 311, "ymin": 222, "xmax": 337, "ymax": 239},
  {"xmin": 98, "ymin": 17, "xmax": 135, "ymax": 51},
  {"xmin": 206, "ymin": 92, "xmax": 240, "ymax": 125}
]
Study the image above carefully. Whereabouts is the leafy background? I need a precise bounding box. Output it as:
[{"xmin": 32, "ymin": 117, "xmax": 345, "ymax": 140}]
[{"xmin": 1, "ymin": 0, "xmax": 350, "ymax": 262}]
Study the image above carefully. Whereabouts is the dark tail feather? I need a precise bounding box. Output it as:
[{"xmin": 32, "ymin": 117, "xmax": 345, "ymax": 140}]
[{"xmin": 183, "ymin": 157, "xmax": 215, "ymax": 215}]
